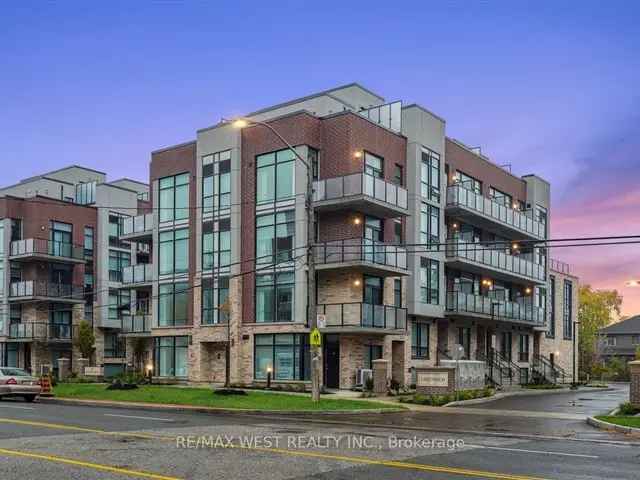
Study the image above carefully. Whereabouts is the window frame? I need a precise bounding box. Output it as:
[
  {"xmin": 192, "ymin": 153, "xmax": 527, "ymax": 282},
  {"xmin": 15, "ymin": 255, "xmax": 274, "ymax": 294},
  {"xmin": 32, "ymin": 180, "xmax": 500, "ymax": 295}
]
[
  {"xmin": 420, "ymin": 148, "xmax": 440, "ymax": 201},
  {"xmin": 253, "ymin": 333, "xmax": 310, "ymax": 381},
  {"xmin": 159, "ymin": 173, "xmax": 190, "ymax": 223},
  {"xmin": 419, "ymin": 257, "xmax": 439, "ymax": 305},
  {"xmin": 158, "ymin": 282, "xmax": 189, "ymax": 327},
  {"xmin": 256, "ymin": 149, "xmax": 296, "ymax": 205},
  {"xmin": 255, "ymin": 271, "xmax": 295, "ymax": 323},
  {"xmin": 412, "ymin": 321, "xmax": 430, "ymax": 359}
]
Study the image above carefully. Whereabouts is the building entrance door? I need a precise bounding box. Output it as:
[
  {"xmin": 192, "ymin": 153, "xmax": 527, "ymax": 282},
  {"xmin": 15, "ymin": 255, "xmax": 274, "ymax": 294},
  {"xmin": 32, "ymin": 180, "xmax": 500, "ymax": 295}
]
[{"xmin": 324, "ymin": 335, "xmax": 340, "ymax": 389}]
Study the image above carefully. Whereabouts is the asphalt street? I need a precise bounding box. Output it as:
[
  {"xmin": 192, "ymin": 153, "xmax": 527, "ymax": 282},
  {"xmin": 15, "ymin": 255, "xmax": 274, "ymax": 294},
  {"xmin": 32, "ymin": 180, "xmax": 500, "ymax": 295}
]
[{"xmin": 0, "ymin": 386, "xmax": 638, "ymax": 480}]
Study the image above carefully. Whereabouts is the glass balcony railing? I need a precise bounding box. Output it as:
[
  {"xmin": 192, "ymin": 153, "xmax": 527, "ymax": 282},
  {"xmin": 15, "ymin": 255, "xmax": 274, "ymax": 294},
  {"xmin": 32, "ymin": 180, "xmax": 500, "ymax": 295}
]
[
  {"xmin": 314, "ymin": 238, "xmax": 408, "ymax": 271},
  {"xmin": 10, "ymin": 239, "xmax": 85, "ymax": 261},
  {"xmin": 8, "ymin": 322, "xmax": 76, "ymax": 341},
  {"xmin": 9, "ymin": 281, "xmax": 84, "ymax": 301},
  {"xmin": 120, "ymin": 314, "xmax": 152, "ymax": 334},
  {"xmin": 446, "ymin": 291, "xmax": 545, "ymax": 326},
  {"xmin": 316, "ymin": 303, "xmax": 407, "ymax": 330},
  {"xmin": 446, "ymin": 185, "xmax": 546, "ymax": 239},
  {"xmin": 446, "ymin": 240, "xmax": 546, "ymax": 282},
  {"xmin": 121, "ymin": 214, "xmax": 153, "ymax": 237},
  {"xmin": 122, "ymin": 264, "xmax": 153, "ymax": 285},
  {"xmin": 313, "ymin": 173, "xmax": 408, "ymax": 212}
]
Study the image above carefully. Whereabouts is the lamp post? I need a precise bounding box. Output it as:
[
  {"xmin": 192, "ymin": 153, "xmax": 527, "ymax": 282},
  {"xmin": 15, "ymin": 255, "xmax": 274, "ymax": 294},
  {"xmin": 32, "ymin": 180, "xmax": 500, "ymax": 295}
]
[
  {"xmin": 266, "ymin": 366, "xmax": 272, "ymax": 389},
  {"xmin": 572, "ymin": 320, "xmax": 581, "ymax": 388},
  {"xmin": 229, "ymin": 117, "xmax": 320, "ymax": 402}
]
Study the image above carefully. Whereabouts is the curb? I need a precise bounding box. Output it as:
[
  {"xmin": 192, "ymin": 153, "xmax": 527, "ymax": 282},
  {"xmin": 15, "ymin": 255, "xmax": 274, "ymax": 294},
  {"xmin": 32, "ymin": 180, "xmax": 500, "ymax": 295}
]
[
  {"xmin": 443, "ymin": 386, "xmax": 612, "ymax": 407},
  {"xmin": 39, "ymin": 397, "xmax": 405, "ymax": 416},
  {"xmin": 586, "ymin": 416, "xmax": 640, "ymax": 435}
]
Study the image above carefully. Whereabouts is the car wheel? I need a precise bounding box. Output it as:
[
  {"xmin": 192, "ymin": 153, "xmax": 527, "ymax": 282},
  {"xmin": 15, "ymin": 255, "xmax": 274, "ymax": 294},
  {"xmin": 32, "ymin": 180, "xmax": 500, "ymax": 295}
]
[{"xmin": 23, "ymin": 395, "xmax": 36, "ymax": 403}]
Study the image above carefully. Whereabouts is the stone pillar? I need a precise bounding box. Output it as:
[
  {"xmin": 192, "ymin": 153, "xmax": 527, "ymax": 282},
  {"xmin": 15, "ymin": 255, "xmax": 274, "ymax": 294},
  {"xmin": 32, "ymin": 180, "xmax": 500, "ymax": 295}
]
[
  {"xmin": 57, "ymin": 358, "xmax": 70, "ymax": 381},
  {"xmin": 629, "ymin": 360, "xmax": 640, "ymax": 407},
  {"xmin": 372, "ymin": 359, "xmax": 389, "ymax": 395},
  {"xmin": 76, "ymin": 358, "xmax": 89, "ymax": 377}
]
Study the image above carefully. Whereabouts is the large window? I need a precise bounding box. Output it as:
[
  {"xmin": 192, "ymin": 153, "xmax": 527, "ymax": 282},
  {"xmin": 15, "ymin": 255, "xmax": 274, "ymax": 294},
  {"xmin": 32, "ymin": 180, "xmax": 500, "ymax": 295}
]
[
  {"xmin": 519, "ymin": 334, "xmax": 530, "ymax": 363},
  {"xmin": 563, "ymin": 280, "xmax": 573, "ymax": 340},
  {"xmin": 159, "ymin": 173, "xmax": 189, "ymax": 223},
  {"xmin": 202, "ymin": 277, "xmax": 229, "ymax": 325},
  {"xmin": 108, "ymin": 250, "xmax": 130, "ymax": 282},
  {"xmin": 455, "ymin": 171, "xmax": 482, "ymax": 194},
  {"xmin": 254, "ymin": 333, "xmax": 310, "ymax": 381},
  {"xmin": 412, "ymin": 322, "xmax": 429, "ymax": 358},
  {"xmin": 419, "ymin": 258, "xmax": 439, "ymax": 305},
  {"xmin": 159, "ymin": 228, "xmax": 189, "ymax": 275},
  {"xmin": 256, "ymin": 211, "xmax": 294, "ymax": 265},
  {"xmin": 84, "ymin": 226, "xmax": 94, "ymax": 259},
  {"xmin": 203, "ymin": 219, "xmax": 230, "ymax": 270},
  {"xmin": 421, "ymin": 148, "xmax": 440, "ymax": 201},
  {"xmin": 154, "ymin": 336, "xmax": 188, "ymax": 377},
  {"xmin": 256, "ymin": 149, "xmax": 295, "ymax": 204},
  {"xmin": 364, "ymin": 152, "xmax": 384, "ymax": 178},
  {"xmin": 108, "ymin": 289, "xmax": 131, "ymax": 322},
  {"xmin": 393, "ymin": 279, "xmax": 402, "ymax": 307},
  {"xmin": 203, "ymin": 150, "xmax": 231, "ymax": 213},
  {"xmin": 489, "ymin": 187, "xmax": 513, "ymax": 208},
  {"xmin": 420, "ymin": 202, "xmax": 439, "ymax": 247},
  {"xmin": 108, "ymin": 214, "xmax": 129, "ymax": 249},
  {"xmin": 255, "ymin": 272, "xmax": 294, "ymax": 323},
  {"xmin": 75, "ymin": 182, "xmax": 96, "ymax": 205},
  {"xmin": 49, "ymin": 220, "xmax": 72, "ymax": 257},
  {"xmin": 158, "ymin": 282, "xmax": 189, "ymax": 327}
]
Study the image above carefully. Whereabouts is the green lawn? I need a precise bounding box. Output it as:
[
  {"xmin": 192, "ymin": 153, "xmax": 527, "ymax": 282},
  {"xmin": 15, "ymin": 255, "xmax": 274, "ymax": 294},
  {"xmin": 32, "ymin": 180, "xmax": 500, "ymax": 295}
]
[
  {"xmin": 53, "ymin": 384, "xmax": 400, "ymax": 412},
  {"xmin": 595, "ymin": 416, "xmax": 640, "ymax": 429}
]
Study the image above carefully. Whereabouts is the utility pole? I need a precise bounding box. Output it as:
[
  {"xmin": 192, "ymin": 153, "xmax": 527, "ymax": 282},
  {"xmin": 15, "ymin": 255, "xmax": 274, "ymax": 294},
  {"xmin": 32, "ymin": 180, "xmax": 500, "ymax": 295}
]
[{"xmin": 229, "ymin": 117, "xmax": 320, "ymax": 402}]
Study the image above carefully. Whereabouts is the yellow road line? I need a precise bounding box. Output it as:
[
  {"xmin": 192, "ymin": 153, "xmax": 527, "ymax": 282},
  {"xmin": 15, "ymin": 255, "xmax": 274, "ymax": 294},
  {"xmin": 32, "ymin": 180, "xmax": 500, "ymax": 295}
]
[
  {"xmin": 0, "ymin": 417, "xmax": 551, "ymax": 480},
  {"xmin": 0, "ymin": 447, "xmax": 182, "ymax": 480}
]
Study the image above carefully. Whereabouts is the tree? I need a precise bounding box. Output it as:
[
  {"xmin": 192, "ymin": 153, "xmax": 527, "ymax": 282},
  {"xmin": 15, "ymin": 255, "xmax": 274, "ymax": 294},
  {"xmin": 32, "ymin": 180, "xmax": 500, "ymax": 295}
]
[
  {"xmin": 74, "ymin": 320, "xmax": 96, "ymax": 362},
  {"xmin": 578, "ymin": 285, "xmax": 622, "ymax": 376}
]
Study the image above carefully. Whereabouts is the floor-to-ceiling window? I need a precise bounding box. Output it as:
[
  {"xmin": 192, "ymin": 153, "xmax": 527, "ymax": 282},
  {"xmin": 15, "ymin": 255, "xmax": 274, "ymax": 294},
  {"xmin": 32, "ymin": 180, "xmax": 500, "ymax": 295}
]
[
  {"xmin": 254, "ymin": 333, "xmax": 310, "ymax": 381},
  {"xmin": 159, "ymin": 173, "xmax": 189, "ymax": 223},
  {"xmin": 547, "ymin": 276, "xmax": 556, "ymax": 338},
  {"xmin": 421, "ymin": 148, "xmax": 440, "ymax": 201},
  {"xmin": 364, "ymin": 152, "xmax": 384, "ymax": 178},
  {"xmin": 158, "ymin": 282, "xmax": 189, "ymax": 327},
  {"xmin": 420, "ymin": 203, "xmax": 439, "ymax": 248},
  {"xmin": 420, "ymin": 258, "xmax": 439, "ymax": 305},
  {"xmin": 563, "ymin": 280, "xmax": 573, "ymax": 340},
  {"xmin": 155, "ymin": 336, "xmax": 188, "ymax": 377},
  {"xmin": 412, "ymin": 322, "xmax": 429, "ymax": 358},
  {"xmin": 255, "ymin": 272, "xmax": 294, "ymax": 323},
  {"xmin": 159, "ymin": 229, "xmax": 189, "ymax": 275},
  {"xmin": 256, "ymin": 149, "xmax": 295, "ymax": 204},
  {"xmin": 202, "ymin": 150, "xmax": 231, "ymax": 214},
  {"xmin": 256, "ymin": 211, "xmax": 294, "ymax": 265}
]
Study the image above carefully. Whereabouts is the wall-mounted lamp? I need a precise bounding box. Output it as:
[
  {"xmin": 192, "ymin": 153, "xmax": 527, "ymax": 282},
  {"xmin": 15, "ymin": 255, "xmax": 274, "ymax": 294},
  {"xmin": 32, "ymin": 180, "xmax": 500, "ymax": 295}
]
[
  {"xmin": 353, "ymin": 279, "xmax": 361, "ymax": 287},
  {"xmin": 353, "ymin": 217, "xmax": 361, "ymax": 225},
  {"xmin": 354, "ymin": 151, "xmax": 363, "ymax": 159}
]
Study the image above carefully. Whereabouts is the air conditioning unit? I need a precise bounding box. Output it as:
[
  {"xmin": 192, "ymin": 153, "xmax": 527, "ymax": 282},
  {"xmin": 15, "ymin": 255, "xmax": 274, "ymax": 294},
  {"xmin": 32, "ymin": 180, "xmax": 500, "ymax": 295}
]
[{"xmin": 356, "ymin": 368, "xmax": 373, "ymax": 387}]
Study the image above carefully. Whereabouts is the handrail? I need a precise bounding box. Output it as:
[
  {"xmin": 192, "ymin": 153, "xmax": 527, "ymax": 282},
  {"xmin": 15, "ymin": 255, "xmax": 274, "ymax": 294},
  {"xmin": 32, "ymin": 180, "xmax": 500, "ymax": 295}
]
[
  {"xmin": 314, "ymin": 237, "xmax": 408, "ymax": 270},
  {"xmin": 10, "ymin": 238, "xmax": 85, "ymax": 261},
  {"xmin": 313, "ymin": 172, "xmax": 408, "ymax": 210},
  {"xmin": 446, "ymin": 184, "xmax": 546, "ymax": 239},
  {"xmin": 446, "ymin": 239, "xmax": 546, "ymax": 282},
  {"xmin": 315, "ymin": 303, "xmax": 407, "ymax": 330}
]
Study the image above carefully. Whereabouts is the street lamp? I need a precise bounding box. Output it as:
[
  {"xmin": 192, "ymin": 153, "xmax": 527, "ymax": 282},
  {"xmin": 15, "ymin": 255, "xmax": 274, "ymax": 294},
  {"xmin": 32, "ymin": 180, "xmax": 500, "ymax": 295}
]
[{"xmin": 228, "ymin": 116, "xmax": 320, "ymax": 402}]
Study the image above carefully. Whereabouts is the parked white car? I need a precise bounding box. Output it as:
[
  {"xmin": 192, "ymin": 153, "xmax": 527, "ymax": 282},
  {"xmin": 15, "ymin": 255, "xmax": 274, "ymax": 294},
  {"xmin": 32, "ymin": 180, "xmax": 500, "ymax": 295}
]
[{"xmin": 0, "ymin": 367, "xmax": 41, "ymax": 402}]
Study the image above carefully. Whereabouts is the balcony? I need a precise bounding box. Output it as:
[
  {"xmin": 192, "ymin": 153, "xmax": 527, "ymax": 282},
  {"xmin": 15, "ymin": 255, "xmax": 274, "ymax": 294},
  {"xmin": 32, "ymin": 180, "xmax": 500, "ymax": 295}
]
[
  {"xmin": 316, "ymin": 303, "xmax": 407, "ymax": 334},
  {"xmin": 8, "ymin": 323, "xmax": 77, "ymax": 343},
  {"xmin": 445, "ymin": 240, "xmax": 546, "ymax": 284},
  {"xmin": 313, "ymin": 173, "xmax": 408, "ymax": 218},
  {"xmin": 120, "ymin": 314, "xmax": 152, "ymax": 336},
  {"xmin": 314, "ymin": 238, "xmax": 409, "ymax": 277},
  {"xmin": 446, "ymin": 185, "xmax": 545, "ymax": 240},
  {"xmin": 120, "ymin": 213, "xmax": 153, "ymax": 242},
  {"xmin": 9, "ymin": 281, "xmax": 85, "ymax": 304},
  {"xmin": 9, "ymin": 239, "xmax": 85, "ymax": 264},
  {"xmin": 121, "ymin": 264, "xmax": 153, "ymax": 288},
  {"xmin": 104, "ymin": 339, "xmax": 127, "ymax": 359},
  {"xmin": 445, "ymin": 291, "xmax": 545, "ymax": 327}
]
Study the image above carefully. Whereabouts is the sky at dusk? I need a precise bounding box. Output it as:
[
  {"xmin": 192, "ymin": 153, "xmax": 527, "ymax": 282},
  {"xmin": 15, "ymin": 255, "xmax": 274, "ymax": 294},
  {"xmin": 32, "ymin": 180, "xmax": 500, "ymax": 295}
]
[{"xmin": 1, "ymin": 1, "xmax": 639, "ymax": 315}]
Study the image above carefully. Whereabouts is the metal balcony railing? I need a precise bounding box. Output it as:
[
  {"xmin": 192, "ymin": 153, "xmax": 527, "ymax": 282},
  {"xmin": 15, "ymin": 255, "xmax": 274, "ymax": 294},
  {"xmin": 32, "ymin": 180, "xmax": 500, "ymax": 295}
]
[
  {"xmin": 10, "ymin": 239, "xmax": 85, "ymax": 261},
  {"xmin": 121, "ymin": 213, "xmax": 153, "ymax": 237},
  {"xmin": 122, "ymin": 264, "xmax": 153, "ymax": 285},
  {"xmin": 8, "ymin": 322, "xmax": 76, "ymax": 341},
  {"xmin": 446, "ymin": 291, "xmax": 545, "ymax": 326},
  {"xmin": 314, "ymin": 238, "xmax": 407, "ymax": 270},
  {"xmin": 446, "ymin": 185, "xmax": 546, "ymax": 239},
  {"xmin": 313, "ymin": 173, "xmax": 408, "ymax": 211},
  {"xmin": 120, "ymin": 314, "xmax": 152, "ymax": 334},
  {"xmin": 9, "ymin": 281, "xmax": 84, "ymax": 301},
  {"xmin": 316, "ymin": 303, "xmax": 407, "ymax": 330},
  {"xmin": 445, "ymin": 240, "xmax": 546, "ymax": 282},
  {"xmin": 105, "ymin": 339, "xmax": 127, "ymax": 358}
]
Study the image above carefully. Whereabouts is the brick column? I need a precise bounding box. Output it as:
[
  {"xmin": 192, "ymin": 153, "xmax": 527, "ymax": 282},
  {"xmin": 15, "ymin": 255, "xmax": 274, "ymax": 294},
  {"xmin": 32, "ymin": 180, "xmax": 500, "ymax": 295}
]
[
  {"xmin": 629, "ymin": 360, "xmax": 640, "ymax": 407},
  {"xmin": 372, "ymin": 359, "xmax": 389, "ymax": 395}
]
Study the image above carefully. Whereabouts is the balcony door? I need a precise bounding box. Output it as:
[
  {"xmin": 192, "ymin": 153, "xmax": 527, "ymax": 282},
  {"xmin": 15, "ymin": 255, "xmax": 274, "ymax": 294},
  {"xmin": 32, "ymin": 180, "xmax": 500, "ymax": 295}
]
[
  {"xmin": 363, "ymin": 276, "xmax": 383, "ymax": 327},
  {"xmin": 50, "ymin": 221, "xmax": 73, "ymax": 257},
  {"xmin": 364, "ymin": 216, "xmax": 384, "ymax": 264},
  {"xmin": 50, "ymin": 309, "xmax": 72, "ymax": 340}
]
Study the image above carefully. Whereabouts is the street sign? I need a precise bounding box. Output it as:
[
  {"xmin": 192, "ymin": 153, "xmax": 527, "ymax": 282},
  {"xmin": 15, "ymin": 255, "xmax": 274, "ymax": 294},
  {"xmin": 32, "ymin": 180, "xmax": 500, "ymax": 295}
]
[
  {"xmin": 310, "ymin": 328, "xmax": 322, "ymax": 347},
  {"xmin": 316, "ymin": 314, "xmax": 326, "ymax": 329}
]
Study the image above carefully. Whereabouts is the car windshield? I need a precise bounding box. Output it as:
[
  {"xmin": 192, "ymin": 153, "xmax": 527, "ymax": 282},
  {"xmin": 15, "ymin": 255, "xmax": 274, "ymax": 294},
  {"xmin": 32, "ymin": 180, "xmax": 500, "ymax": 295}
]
[{"xmin": 0, "ymin": 368, "xmax": 31, "ymax": 377}]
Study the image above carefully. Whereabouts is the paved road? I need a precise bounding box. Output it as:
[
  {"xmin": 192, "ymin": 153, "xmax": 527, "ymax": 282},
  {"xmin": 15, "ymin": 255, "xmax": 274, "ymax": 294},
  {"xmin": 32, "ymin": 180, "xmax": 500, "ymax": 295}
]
[
  {"xmin": 462, "ymin": 383, "xmax": 629, "ymax": 416},
  {"xmin": 0, "ymin": 388, "xmax": 638, "ymax": 480}
]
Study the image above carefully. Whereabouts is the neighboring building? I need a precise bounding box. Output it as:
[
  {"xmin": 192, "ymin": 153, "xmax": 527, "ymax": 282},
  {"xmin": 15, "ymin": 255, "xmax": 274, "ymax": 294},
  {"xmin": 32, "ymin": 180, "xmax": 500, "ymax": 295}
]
[
  {"xmin": 0, "ymin": 166, "xmax": 148, "ymax": 377},
  {"xmin": 1, "ymin": 83, "xmax": 580, "ymax": 387},
  {"xmin": 599, "ymin": 315, "xmax": 640, "ymax": 362}
]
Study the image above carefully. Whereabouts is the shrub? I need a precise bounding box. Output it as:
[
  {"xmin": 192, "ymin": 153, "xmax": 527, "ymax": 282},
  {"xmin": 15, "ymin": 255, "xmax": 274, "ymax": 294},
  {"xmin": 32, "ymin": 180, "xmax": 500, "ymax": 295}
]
[
  {"xmin": 74, "ymin": 320, "xmax": 96, "ymax": 361},
  {"xmin": 618, "ymin": 402, "xmax": 640, "ymax": 416}
]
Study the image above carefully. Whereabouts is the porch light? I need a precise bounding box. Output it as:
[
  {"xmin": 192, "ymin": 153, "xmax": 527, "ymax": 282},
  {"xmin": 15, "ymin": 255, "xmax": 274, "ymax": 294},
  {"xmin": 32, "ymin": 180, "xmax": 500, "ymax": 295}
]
[
  {"xmin": 145, "ymin": 363, "xmax": 153, "ymax": 372},
  {"xmin": 353, "ymin": 279, "xmax": 361, "ymax": 287},
  {"xmin": 525, "ymin": 287, "xmax": 532, "ymax": 295},
  {"xmin": 512, "ymin": 202, "xmax": 519, "ymax": 210},
  {"xmin": 354, "ymin": 151, "xmax": 363, "ymax": 158},
  {"xmin": 512, "ymin": 243, "xmax": 519, "ymax": 250},
  {"xmin": 555, "ymin": 351, "xmax": 560, "ymax": 357},
  {"xmin": 451, "ymin": 222, "xmax": 459, "ymax": 229},
  {"xmin": 231, "ymin": 119, "xmax": 249, "ymax": 129},
  {"xmin": 353, "ymin": 217, "xmax": 361, "ymax": 225}
]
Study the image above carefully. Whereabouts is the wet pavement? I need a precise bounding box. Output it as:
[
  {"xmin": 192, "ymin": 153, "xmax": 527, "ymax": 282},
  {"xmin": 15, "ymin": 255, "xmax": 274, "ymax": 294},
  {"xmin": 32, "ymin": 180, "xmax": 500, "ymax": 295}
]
[{"xmin": 462, "ymin": 383, "xmax": 629, "ymax": 417}]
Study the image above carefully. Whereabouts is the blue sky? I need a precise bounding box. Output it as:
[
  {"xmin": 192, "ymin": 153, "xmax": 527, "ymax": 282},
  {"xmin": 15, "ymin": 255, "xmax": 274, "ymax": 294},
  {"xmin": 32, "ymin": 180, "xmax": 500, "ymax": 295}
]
[{"xmin": 1, "ymin": 1, "xmax": 639, "ymax": 313}]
